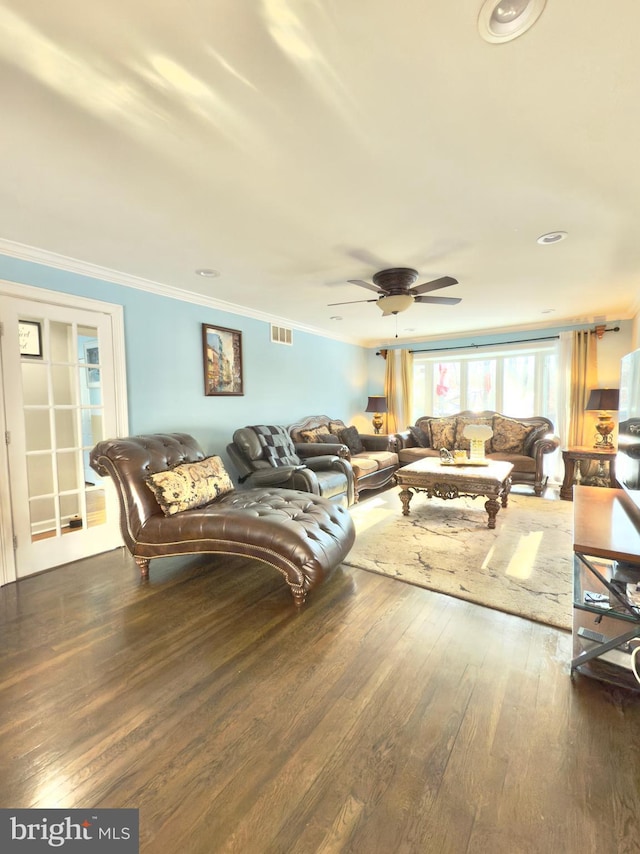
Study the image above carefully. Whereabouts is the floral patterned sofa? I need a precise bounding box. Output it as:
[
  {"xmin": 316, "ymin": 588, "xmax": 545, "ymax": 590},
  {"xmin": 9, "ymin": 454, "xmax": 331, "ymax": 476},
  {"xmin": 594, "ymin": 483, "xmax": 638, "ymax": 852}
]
[{"xmin": 394, "ymin": 410, "xmax": 560, "ymax": 496}]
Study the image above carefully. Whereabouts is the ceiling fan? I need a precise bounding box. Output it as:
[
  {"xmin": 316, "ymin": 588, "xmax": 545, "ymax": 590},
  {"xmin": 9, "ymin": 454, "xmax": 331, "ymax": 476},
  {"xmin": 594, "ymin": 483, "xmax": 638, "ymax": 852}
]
[{"xmin": 328, "ymin": 268, "xmax": 461, "ymax": 316}]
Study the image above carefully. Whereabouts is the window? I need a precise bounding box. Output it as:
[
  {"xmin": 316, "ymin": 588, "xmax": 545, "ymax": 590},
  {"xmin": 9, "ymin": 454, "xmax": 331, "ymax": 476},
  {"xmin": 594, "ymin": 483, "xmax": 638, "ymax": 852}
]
[{"xmin": 412, "ymin": 342, "xmax": 557, "ymax": 422}]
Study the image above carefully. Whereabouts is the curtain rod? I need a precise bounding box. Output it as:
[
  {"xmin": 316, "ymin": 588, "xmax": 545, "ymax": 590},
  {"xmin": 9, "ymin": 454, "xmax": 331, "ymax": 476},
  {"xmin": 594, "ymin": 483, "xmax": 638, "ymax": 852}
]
[{"xmin": 384, "ymin": 325, "xmax": 621, "ymax": 356}]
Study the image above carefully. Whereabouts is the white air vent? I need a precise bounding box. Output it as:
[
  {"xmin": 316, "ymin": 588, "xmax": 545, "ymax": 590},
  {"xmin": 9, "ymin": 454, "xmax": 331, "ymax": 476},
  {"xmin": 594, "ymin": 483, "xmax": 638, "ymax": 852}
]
[{"xmin": 270, "ymin": 324, "xmax": 293, "ymax": 345}]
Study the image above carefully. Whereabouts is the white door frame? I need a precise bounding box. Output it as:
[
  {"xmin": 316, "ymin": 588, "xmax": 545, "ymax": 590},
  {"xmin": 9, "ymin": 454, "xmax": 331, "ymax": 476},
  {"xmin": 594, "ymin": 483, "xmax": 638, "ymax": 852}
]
[{"xmin": 0, "ymin": 280, "xmax": 128, "ymax": 585}]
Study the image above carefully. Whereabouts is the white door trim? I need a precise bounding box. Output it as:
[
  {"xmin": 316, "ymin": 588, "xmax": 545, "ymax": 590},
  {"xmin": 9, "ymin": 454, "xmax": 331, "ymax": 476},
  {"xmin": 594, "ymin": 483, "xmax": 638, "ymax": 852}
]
[{"xmin": 0, "ymin": 280, "xmax": 128, "ymax": 585}]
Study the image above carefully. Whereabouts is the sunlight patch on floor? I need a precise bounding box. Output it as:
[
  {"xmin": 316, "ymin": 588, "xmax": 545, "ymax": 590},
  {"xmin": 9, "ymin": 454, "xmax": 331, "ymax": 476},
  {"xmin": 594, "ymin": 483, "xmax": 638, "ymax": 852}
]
[
  {"xmin": 33, "ymin": 771, "xmax": 71, "ymax": 809},
  {"xmin": 501, "ymin": 530, "xmax": 543, "ymax": 580},
  {"xmin": 350, "ymin": 496, "xmax": 396, "ymax": 534}
]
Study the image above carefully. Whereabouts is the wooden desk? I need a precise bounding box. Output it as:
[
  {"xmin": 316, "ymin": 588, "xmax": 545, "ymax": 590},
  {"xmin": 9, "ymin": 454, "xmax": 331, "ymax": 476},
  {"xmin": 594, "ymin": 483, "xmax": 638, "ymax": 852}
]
[
  {"xmin": 572, "ymin": 486, "xmax": 640, "ymax": 691},
  {"xmin": 560, "ymin": 446, "xmax": 617, "ymax": 501},
  {"xmin": 573, "ymin": 485, "xmax": 640, "ymax": 562}
]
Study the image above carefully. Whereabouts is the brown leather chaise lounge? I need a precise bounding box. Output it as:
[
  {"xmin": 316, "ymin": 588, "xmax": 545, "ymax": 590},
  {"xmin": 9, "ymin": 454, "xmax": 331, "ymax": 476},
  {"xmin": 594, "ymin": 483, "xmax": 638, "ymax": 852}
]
[{"xmin": 90, "ymin": 433, "xmax": 355, "ymax": 606}]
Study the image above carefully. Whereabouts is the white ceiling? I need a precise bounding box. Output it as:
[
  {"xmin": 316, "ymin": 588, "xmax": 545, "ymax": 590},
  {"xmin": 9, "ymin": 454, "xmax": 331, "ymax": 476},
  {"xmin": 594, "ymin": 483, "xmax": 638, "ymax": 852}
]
[{"xmin": 1, "ymin": 0, "xmax": 640, "ymax": 347}]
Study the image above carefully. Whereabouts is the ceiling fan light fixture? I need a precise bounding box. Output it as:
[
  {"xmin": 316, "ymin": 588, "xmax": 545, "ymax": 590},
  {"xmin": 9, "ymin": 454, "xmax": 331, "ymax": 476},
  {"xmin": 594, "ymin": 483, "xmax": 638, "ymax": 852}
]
[
  {"xmin": 478, "ymin": 0, "xmax": 546, "ymax": 43},
  {"xmin": 377, "ymin": 294, "xmax": 414, "ymax": 316}
]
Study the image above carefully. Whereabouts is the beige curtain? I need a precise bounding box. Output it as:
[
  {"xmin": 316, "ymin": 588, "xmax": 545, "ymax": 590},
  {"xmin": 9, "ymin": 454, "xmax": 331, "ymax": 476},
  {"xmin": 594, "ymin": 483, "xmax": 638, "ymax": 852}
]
[
  {"xmin": 567, "ymin": 329, "xmax": 597, "ymax": 447},
  {"xmin": 400, "ymin": 349, "xmax": 413, "ymax": 429},
  {"xmin": 383, "ymin": 350, "xmax": 398, "ymax": 433},
  {"xmin": 382, "ymin": 349, "xmax": 413, "ymax": 434}
]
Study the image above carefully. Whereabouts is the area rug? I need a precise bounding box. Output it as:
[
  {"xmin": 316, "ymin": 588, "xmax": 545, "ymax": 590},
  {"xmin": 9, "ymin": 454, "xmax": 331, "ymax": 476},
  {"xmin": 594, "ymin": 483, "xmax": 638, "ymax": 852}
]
[{"xmin": 344, "ymin": 490, "xmax": 573, "ymax": 630}]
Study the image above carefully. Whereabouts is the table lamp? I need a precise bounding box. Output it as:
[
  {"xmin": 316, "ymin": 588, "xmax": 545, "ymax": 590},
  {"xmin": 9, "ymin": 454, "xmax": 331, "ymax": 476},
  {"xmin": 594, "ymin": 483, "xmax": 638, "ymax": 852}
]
[
  {"xmin": 585, "ymin": 388, "xmax": 620, "ymax": 448},
  {"xmin": 463, "ymin": 423, "xmax": 494, "ymax": 461},
  {"xmin": 365, "ymin": 395, "xmax": 387, "ymax": 434}
]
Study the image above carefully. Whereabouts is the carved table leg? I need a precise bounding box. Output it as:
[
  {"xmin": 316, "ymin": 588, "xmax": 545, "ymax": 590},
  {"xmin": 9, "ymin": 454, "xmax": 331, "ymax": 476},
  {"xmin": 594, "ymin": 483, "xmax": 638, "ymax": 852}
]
[
  {"xmin": 485, "ymin": 497, "xmax": 500, "ymax": 529},
  {"xmin": 560, "ymin": 456, "xmax": 576, "ymax": 501},
  {"xmin": 135, "ymin": 557, "xmax": 150, "ymax": 579},
  {"xmin": 501, "ymin": 477, "xmax": 512, "ymax": 508},
  {"xmin": 399, "ymin": 488, "xmax": 414, "ymax": 516}
]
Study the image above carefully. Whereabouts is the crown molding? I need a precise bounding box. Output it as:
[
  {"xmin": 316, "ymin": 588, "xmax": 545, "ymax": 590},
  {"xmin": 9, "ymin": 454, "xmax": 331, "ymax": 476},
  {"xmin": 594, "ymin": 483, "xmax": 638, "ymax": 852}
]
[{"xmin": 0, "ymin": 239, "xmax": 363, "ymax": 347}]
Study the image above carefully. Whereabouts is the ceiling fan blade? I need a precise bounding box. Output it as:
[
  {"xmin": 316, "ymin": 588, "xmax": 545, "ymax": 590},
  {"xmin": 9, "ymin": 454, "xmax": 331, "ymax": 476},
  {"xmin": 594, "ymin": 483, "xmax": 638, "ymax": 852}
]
[
  {"xmin": 327, "ymin": 298, "xmax": 378, "ymax": 306},
  {"xmin": 410, "ymin": 276, "xmax": 459, "ymax": 296},
  {"xmin": 347, "ymin": 278, "xmax": 383, "ymax": 294},
  {"xmin": 342, "ymin": 248, "xmax": 392, "ymax": 269},
  {"xmin": 414, "ymin": 295, "xmax": 462, "ymax": 306}
]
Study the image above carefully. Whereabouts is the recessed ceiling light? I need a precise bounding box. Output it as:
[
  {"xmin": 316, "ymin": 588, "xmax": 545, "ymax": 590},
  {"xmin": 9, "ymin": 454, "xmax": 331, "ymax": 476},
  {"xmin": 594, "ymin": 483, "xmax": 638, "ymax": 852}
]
[
  {"xmin": 195, "ymin": 268, "xmax": 220, "ymax": 277},
  {"xmin": 541, "ymin": 309, "xmax": 555, "ymax": 314},
  {"xmin": 537, "ymin": 231, "xmax": 568, "ymax": 245},
  {"xmin": 478, "ymin": 0, "xmax": 547, "ymax": 43},
  {"xmin": 329, "ymin": 315, "xmax": 343, "ymax": 321}
]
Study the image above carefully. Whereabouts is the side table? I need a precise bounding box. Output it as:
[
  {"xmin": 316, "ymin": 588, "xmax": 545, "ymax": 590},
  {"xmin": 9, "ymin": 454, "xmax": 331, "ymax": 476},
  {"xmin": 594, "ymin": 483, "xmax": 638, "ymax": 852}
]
[{"xmin": 560, "ymin": 446, "xmax": 617, "ymax": 501}]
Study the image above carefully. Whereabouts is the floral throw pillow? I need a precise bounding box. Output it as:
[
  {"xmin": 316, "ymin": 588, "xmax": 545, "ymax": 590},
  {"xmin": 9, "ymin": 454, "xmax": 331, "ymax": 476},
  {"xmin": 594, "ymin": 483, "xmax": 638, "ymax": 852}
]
[
  {"xmin": 299, "ymin": 425, "xmax": 331, "ymax": 442},
  {"xmin": 146, "ymin": 456, "xmax": 234, "ymax": 516},
  {"xmin": 428, "ymin": 418, "xmax": 457, "ymax": 451},
  {"xmin": 492, "ymin": 415, "xmax": 535, "ymax": 454}
]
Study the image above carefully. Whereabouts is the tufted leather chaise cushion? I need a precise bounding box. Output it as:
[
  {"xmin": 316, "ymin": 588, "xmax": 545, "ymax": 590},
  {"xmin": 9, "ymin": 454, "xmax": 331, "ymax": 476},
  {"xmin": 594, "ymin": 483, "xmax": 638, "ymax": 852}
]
[{"xmin": 90, "ymin": 433, "xmax": 355, "ymax": 605}]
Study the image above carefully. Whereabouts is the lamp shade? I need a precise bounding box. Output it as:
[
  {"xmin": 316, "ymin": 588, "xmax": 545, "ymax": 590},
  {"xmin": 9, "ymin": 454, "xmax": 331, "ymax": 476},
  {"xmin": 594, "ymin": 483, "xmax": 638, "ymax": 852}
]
[
  {"xmin": 365, "ymin": 396, "xmax": 387, "ymax": 413},
  {"xmin": 463, "ymin": 424, "xmax": 493, "ymax": 441},
  {"xmin": 377, "ymin": 294, "xmax": 414, "ymax": 316},
  {"xmin": 585, "ymin": 388, "xmax": 620, "ymax": 411}
]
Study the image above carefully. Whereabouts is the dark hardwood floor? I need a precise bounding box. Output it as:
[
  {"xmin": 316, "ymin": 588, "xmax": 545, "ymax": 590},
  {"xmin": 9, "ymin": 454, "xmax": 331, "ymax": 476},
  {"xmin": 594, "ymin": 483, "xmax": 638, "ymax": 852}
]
[{"xmin": 1, "ymin": 536, "xmax": 640, "ymax": 853}]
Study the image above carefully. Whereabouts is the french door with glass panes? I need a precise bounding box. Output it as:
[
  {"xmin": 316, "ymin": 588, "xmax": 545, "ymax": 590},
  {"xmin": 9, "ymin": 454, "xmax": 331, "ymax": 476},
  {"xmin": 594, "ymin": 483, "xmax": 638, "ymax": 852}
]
[{"xmin": 0, "ymin": 296, "xmax": 123, "ymax": 578}]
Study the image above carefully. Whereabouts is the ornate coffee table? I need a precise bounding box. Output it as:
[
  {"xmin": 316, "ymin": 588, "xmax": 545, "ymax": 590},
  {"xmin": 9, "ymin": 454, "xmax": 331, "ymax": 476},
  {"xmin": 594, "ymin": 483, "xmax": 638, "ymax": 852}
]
[{"xmin": 396, "ymin": 457, "xmax": 514, "ymax": 529}]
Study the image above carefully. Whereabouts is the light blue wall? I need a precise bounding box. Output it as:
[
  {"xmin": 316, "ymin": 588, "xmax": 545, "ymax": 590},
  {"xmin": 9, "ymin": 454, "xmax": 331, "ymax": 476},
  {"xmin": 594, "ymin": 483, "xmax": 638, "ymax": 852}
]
[
  {"xmin": 0, "ymin": 255, "xmax": 370, "ymax": 463},
  {"xmin": 4, "ymin": 252, "xmax": 631, "ymax": 457}
]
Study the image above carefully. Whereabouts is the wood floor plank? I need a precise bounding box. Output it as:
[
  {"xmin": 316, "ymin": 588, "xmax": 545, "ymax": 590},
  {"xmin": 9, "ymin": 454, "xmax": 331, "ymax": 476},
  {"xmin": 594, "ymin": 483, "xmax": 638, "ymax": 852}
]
[{"xmin": 1, "ymin": 542, "xmax": 640, "ymax": 853}]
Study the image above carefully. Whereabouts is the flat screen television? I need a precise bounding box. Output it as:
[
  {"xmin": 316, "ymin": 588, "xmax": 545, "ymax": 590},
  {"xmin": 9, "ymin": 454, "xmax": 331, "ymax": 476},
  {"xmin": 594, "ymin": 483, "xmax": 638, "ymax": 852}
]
[{"xmin": 617, "ymin": 348, "xmax": 640, "ymax": 517}]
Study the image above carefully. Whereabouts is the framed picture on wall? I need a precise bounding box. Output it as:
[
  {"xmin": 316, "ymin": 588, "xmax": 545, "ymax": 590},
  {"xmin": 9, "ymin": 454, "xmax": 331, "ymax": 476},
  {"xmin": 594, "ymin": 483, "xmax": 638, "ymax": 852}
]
[
  {"xmin": 202, "ymin": 323, "xmax": 244, "ymax": 396},
  {"xmin": 18, "ymin": 320, "xmax": 43, "ymax": 357}
]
